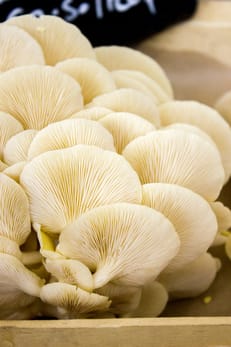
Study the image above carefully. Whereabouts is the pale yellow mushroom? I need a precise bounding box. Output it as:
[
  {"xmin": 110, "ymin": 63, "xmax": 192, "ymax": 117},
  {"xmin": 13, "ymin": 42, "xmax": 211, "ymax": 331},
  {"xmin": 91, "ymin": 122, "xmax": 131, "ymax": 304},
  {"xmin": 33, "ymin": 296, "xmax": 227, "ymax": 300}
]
[
  {"xmin": 44, "ymin": 258, "xmax": 94, "ymax": 293},
  {"xmin": 0, "ymin": 23, "xmax": 45, "ymax": 72},
  {"xmin": 0, "ymin": 235, "xmax": 22, "ymax": 259},
  {"xmin": 0, "ymin": 65, "xmax": 83, "ymax": 130},
  {"xmin": 57, "ymin": 202, "xmax": 180, "ymax": 289},
  {"xmin": 71, "ymin": 106, "xmax": 112, "ymax": 121},
  {"xmin": 0, "ymin": 173, "xmax": 31, "ymax": 245},
  {"xmin": 210, "ymin": 201, "xmax": 231, "ymax": 247},
  {"xmin": 99, "ymin": 111, "xmax": 156, "ymax": 153},
  {"xmin": 158, "ymin": 252, "xmax": 221, "ymax": 299},
  {"xmin": 215, "ymin": 90, "xmax": 231, "ymax": 126},
  {"xmin": 40, "ymin": 283, "xmax": 111, "ymax": 317},
  {"xmin": 111, "ymin": 69, "xmax": 170, "ymax": 104},
  {"xmin": 159, "ymin": 100, "xmax": 231, "ymax": 181},
  {"xmin": 88, "ymin": 88, "xmax": 160, "ymax": 127},
  {"xmin": 7, "ymin": 14, "xmax": 96, "ymax": 65},
  {"xmin": 94, "ymin": 45, "xmax": 173, "ymax": 97},
  {"xmin": 20, "ymin": 145, "xmax": 142, "ymax": 234},
  {"xmin": 0, "ymin": 160, "xmax": 7, "ymax": 172},
  {"xmin": 3, "ymin": 129, "xmax": 37, "ymax": 165},
  {"xmin": 27, "ymin": 118, "xmax": 116, "ymax": 160},
  {"xmin": 3, "ymin": 161, "xmax": 26, "ymax": 183},
  {"xmin": 142, "ymin": 183, "xmax": 218, "ymax": 273},
  {"xmin": 128, "ymin": 281, "xmax": 169, "ymax": 318},
  {"xmin": 96, "ymin": 283, "xmax": 142, "ymax": 316},
  {"xmin": 123, "ymin": 129, "xmax": 225, "ymax": 201},
  {"xmin": 0, "ymin": 112, "xmax": 24, "ymax": 160},
  {"xmin": 56, "ymin": 57, "xmax": 116, "ymax": 104}
]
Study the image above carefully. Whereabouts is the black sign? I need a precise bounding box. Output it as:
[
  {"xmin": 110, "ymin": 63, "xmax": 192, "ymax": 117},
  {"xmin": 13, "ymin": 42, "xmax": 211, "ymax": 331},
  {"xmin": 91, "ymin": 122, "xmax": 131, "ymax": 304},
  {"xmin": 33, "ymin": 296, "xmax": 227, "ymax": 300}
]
[{"xmin": 0, "ymin": 0, "xmax": 198, "ymax": 46}]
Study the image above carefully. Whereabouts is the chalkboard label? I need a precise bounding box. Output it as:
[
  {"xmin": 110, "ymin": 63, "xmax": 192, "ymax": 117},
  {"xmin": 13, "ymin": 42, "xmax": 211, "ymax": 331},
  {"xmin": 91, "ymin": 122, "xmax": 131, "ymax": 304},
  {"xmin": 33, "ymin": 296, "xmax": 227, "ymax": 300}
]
[{"xmin": 0, "ymin": 0, "xmax": 198, "ymax": 46}]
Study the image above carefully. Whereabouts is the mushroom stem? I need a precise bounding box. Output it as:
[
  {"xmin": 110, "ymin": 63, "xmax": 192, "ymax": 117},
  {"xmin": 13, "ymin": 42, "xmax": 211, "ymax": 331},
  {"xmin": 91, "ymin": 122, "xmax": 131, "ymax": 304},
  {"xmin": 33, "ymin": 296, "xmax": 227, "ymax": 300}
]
[{"xmin": 21, "ymin": 251, "xmax": 42, "ymax": 266}]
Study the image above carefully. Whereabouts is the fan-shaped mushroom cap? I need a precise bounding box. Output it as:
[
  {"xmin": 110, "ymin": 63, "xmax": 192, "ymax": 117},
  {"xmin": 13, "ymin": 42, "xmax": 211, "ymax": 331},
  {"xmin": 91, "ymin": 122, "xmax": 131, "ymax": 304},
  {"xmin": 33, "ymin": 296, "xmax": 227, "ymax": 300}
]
[
  {"xmin": 0, "ymin": 65, "xmax": 83, "ymax": 130},
  {"xmin": 159, "ymin": 100, "xmax": 231, "ymax": 181},
  {"xmin": 27, "ymin": 118, "xmax": 115, "ymax": 160},
  {"xmin": 3, "ymin": 129, "xmax": 37, "ymax": 165},
  {"xmin": 111, "ymin": 70, "xmax": 170, "ymax": 104},
  {"xmin": 99, "ymin": 112, "xmax": 156, "ymax": 153},
  {"xmin": 3, "ymin": 161, "xmax": 26, "ymax": 183},
  {"xmin": 57, "ymin": 203, "xmax": 180, "ymax": 289},
  {"xmin": 6, "ymin": 14, "xmax": 96, "ymax": 65},
  {"xmin": 0, "ymin": 236, "xmax": 22, "ymax": 259},
  {"xmin": 94, "ymin": 45, "xmax": 173, "ymax": 97},
  {"xmin": 215, "ymin": 90, "xmax": 231, "ymax": 126},
  {"xmin": 96, "ymin": 283, "xmax": 142, "ymax": 316},
  {"xmin": 142, "ymin": 183, "xmax": 218, "ymax": 272},
  {"xmin": 40, "ymin": 283, "xmax": 110, "ymax": 315},
  {"xmin": 123, "ymin": 129, "xmax": 225, "ymax": 201},
  {"xmin": 89, "ymin": 88, "xmax": 160, "ymax": 127},
  {"xmin": 210, "ymin": 201, "xmax": 231, "ymax": 247},
  {"xmin": 158, "ymin": 252, "xmax": 221, "ymax": 299},
  {"xmin": 20, "ymin": 145, "xmax": 142, "ymax": 234},
  {"xmin": 129, "ymin": 281, "xmax": 168, "ymax": 318},
  {"xmin": 44, "ymin": 258, "xmax": 94, "ymax": 293},
  {"xmin": 0, "ymin": 112, "xmax": 24, "ymax": 159},
  {"xmin": 0, "ymin": 173, "xmax": 31, "ymax": 245},
  {"xmin": 0, "ymin": 23, "xmax": 45, "ymax": 72},
  {"xmin": 56, "ymin": 58, "xmax": 116, "ymax": 104},
  {"xmin": 71, "ymin": 106, "xmax": 112, "ymax": 121}
]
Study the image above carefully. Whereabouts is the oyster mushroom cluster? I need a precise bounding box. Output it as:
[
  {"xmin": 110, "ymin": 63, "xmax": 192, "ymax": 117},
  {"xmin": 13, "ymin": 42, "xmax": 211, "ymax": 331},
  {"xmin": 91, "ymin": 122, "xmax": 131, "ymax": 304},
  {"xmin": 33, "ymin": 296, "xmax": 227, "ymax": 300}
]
[{"xmin": 0, "ymin": 14, "xmax": 231, "ymax": 320}]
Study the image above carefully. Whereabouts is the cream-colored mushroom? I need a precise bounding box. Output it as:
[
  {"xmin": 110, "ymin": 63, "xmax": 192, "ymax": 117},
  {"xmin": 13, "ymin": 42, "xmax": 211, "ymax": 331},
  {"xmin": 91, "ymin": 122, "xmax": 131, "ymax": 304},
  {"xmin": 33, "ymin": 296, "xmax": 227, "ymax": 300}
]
[
  {"xmin": 20, "ymin": 145, "xmax": 142, "ymax": 234},
  {"xmin": 3, "ymin": 161, "xmax": 26, "ymax": 183},
  {"xmin": 159, "ymin": 100, "xmax": 231, "ymax": 181},
  {"xmin": 99, "ymin": 112, "xmax": 156, "ymax": 153},
  {"xmin": 0, "ymin": 235, "xmax": 22, "ymax": 259},
  {"xmin": 158, "ymin": 252, "xmax": 221, "ymax": 299},
  {"xmin": 0, "ymin": 160, "xmax": 7, "ymax": 172},
  {"xmin": 0, "ymin": 173, "xmax": 31, "ymax": 245},
  {"xmin": 3, "ymin": 129, "xmax": 37, "ymax": 165},
  {"xmin": 56, "ymin": 57, "xmax": 116, "ymax": 104},
  {"xmin": 88, "ymin": 88, "xmax": 160, "ymax": 127},
  {"xmin": 6, "ymin": 14, "xmax": 96, "ymax": 65},
  {"xmin": 71, "ymin": 106, "xmax": 112, "ymax": 121},
  {"xmin": 111, "ymin": 70, "xmax": 170, "ymax": 104},
  {"xmin": 57, "ymin": 202, "xmax": 180, "ymax": 289},
  {"xmin": 0, "ymin": 65, "xmax": 83, "ymax": 130},
  {"xmin": 128, "ymin": 281, "xmax": 169, "ymax": 318},
  {"xmin": 210, "ymin": 201, "xmax": 231, "ymax": 247},
  {"xmin": 0, "ymin": 23, "xmax": 45, "ymax": 72},
  {"xmin": 27, "ymin": 118, "xmax": 116, "ymax": 160},
  {"xmin": 142, "ymin": 183, "xmax": 218, "ymax": 272},
  {"xmin": 215, "ymin": 90, "xmax": 231, "ymax": 126},
  {"xmin": 44, "ymin": 258, "xmax": 94, "ymax": 293},
  {"xmin": 94, "ymin": 45, "xmax": 173, "ymax": 97},
  {"xmin": 123, "ymin": 129, "xmax": 225, "ymax": 201},
  {"xmin": 40, "ymin": 283, "xmax": 111, "ymax": 316},
  {"xmin": 0, "ymin": 112, "xmax": 24, "ymax": 160},
  {"xmin": 96, "ymin": 283, "xmax": 142, "ymax": 316}
]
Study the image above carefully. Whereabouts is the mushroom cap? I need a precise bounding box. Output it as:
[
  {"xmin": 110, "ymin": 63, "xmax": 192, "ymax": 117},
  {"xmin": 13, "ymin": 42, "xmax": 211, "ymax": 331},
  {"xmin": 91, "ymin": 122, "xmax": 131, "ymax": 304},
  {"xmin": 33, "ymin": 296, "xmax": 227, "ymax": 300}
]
[
  {"xmin": 40, "ymin": 283, "xmax": 111, "ymax": 315},
  {"xmin": 7, "ymin": 14, "xmax": 96, "ymax": 65},
  {"xmin": 0, "ymin": 173, "xmax": 31, "ymax": 245},
  {"xmin": 89, "ymin": 88, "xmax": 160, "ymax": 127},
  {"xmin": 122, "ymin": 129, "xmax": 225, "ymax": 201},
  {"xmin": 111, "ymin": 69, "xmax": 171, "ymax": 104},
  {"xmin": 3, "ymin": 161, "xmax": 26, "ymax": 183},
  {"xmin": 71, "ymin": 106, "xmax": 112, "ymax": 121},
  {"xmin": 3, "ymin": 129, "xmax": 38, "ymax": 165},
  {"xmin": 215, "ymin": 90, "xmax": 231, "ymax": 125},
  {"xmin": 0, "ymin": 235, "xmax": 22, "ymax": 259},
  {"xmin": 142, "ymin": 183, "xmax": 218, "ymax": 272},
  {"xmin": 57, "ymin": 202, "xmax": 180, "ymax": 288},
  {"xmin": 0, "ymin": 112, "xmax": 24, "ymax": 159},
  {"xmin": 158, "ymin": 252, "xmax": 221, "ymax": 299},
  {"xmin": 94, "ymin": 45, "xmax": 173, "ymax": 97},
  {"xmin": 159, "ymin": 100, "xmax": 231, "ymax": 181},
  {"xmin": 20, "ymin": 145, "xmax": 142, "ymax": 233},
  {"xmin": 99, "ymin": 111, "xmax": 156, "ymax": 154},
  {"xmin": 56, "ymin": 58, "xmax": 116, "ymax": 104},
  {"xmin": 27, "ymin": 118, "xmax": 116, "ymax": 160},
  {"xmin": 0, "ymin": 23, "xmax": 45, "ymax": 72},
  {"xmin": 0, "ymin": 65, "xmax": 83, "ymax": 130}
]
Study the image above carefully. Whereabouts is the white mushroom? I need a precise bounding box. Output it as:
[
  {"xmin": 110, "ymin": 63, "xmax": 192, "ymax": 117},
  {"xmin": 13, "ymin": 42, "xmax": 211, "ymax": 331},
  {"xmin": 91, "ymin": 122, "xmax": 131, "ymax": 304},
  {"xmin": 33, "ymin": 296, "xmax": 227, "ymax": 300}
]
[
  {"xmin": 123, "ymin": 129, "xmax": 225, "ymax": 201},
  {"xmin": 20, "ymin": 145, "xmax": 142, "ymax": 233},
  {"xmin": 3, "ymin": 161, "xmax": 26, "ymax": 183},
  {"xmin": 57, "ymin": 202, "xmax": 180, "ymax": 288},
  {"xmin": 210, "ymin": 201, "xmax": 231, "ymax": 247},
  {"xmin": 71, "ymin": 106, "xmax": 112, "ymax": 121}
]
